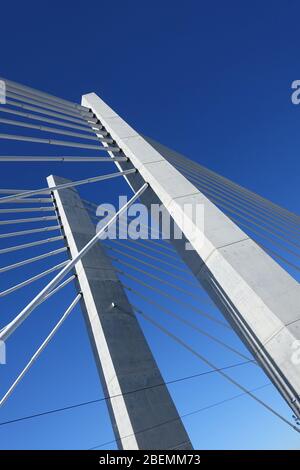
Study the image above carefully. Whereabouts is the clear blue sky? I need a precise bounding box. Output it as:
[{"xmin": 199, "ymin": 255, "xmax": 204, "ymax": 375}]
[{"xmin": 0, "ymin": 0, "xmax": 299, "ymax": 450}]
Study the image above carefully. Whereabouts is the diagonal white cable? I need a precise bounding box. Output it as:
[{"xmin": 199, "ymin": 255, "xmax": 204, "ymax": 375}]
[
  {"xmin": 121, "ymin": 270, "xmax": 229, "ymax": 328},
  {"xmin": 0, "ymin": 261, "xmax": 69, "ymax": 298},
  {"xmin": 0, "ymin": 236, "xmax": 64, "ymax": 255},
  {"xmin": 133, "ymin": 306, "xmax": 300, "ymax": 434},
  {"xmin": 0, "ymin": 247, "xmax": 68, "ymax": 274},
  {"xmin": 0, "ymin": 225, "xmax": 61, "ymax": 240},
  {"xmin": 125, "ymin": 285, "xmax": 253, "ymax": 361},
  {"xmin": 0, "ymin": 183, "xmax": 148, "ymax": 342},
  {"xmin": 0, "ymin": 169, "xmax": 136, "ymax": 204},
  {"xmin": 0, "ymin": 294, "xmax": 82, "ymax": 407},
  {"xmin": 42, "ymin": 276, "xmax": 76, "ymax": 303},
  {"xmin": 0, "ymin": 156, "xmax": 127, "ymax": 163},
  {"xmin": 0, "ymin": 216, "xmax": 58, "ymax": 226}
]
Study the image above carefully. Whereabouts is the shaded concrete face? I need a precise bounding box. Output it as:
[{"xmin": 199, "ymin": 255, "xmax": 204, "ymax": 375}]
[
  {"xmin": 82, "ymin": 93, "xmax": 300, "ymax": 418},
  {"xmin": 47, "ymin": 175, "xmax": 192, "ymax": 450}
]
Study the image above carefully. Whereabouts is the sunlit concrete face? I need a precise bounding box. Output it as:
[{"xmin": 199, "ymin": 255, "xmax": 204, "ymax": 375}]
[
  {"xmin": 82, "ymin": 93, "xmax": 300, "ymax": 418},
  {"xmin": 47, "ymin": 174, "xmax": 192, "ymax": 450}
]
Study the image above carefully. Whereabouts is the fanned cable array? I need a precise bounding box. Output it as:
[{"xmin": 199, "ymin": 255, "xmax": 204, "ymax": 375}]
[
  {"xmin": 0, "ymin": 79, "xmax": 141, "ymax": 410},
  {"xmin": 0, "ymin": 188, "xmax": 71, "ymax": 301},
  {"xmin": 0, "ymin": 79, "xmax": 299, "ymax": 450},
  {"xmin": 83, "ymin": 200, "xmax": 300, "ymax": 441},
  {"xmin": 0, "ymin": 77, "xmax": 126, "ymax": 163},
  {"xmin": 160, "ymin": 149, "xmax": 300, "ymax": 281}
]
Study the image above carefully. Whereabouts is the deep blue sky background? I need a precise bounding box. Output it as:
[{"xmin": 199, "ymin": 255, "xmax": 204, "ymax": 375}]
[{"xmin": 0, "ymin": 0, "xmax": 300, "ymax": 450}]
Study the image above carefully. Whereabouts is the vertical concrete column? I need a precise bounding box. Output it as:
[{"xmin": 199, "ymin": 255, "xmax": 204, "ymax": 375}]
[
  {"xmin": 47, "ymin": 174, "xmax": 192, "ymax": 450},
  {"xmin": 82, "ymin": 92, "xmax": 300, "ymax": 418}
]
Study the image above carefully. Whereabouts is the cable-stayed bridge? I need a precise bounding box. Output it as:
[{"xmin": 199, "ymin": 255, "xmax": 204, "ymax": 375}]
[{"xmin": 0, "ymin": 78, "xmax": 299, "ymax": 449}]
